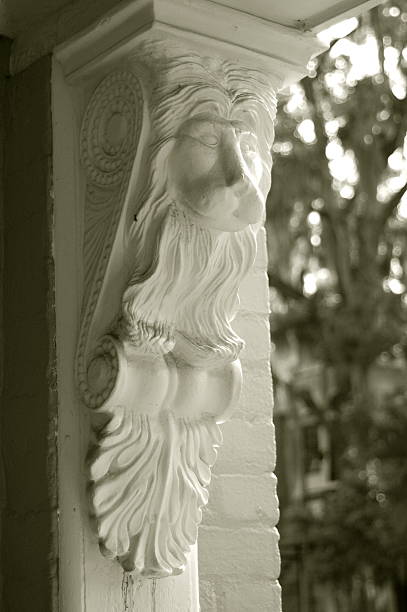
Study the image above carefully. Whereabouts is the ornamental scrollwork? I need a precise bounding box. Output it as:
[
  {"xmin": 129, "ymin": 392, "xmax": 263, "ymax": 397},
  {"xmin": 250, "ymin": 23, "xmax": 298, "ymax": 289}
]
[{"xmin": 76, "ymin": 38, "xmax": 276, "ymax": 577}]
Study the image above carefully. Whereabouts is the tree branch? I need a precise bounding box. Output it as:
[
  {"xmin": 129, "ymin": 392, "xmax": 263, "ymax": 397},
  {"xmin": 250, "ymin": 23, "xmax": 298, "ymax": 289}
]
[
  {"xmin": 370, "ymin": 7, "xmax": 386, "ymax": 77},
  {"xmin": 301, "ymin": 77, "xmax": 355, "ymax": 304},
  {"xmin": 377, "ymin": 180, "xmax": 407, "ymax": 227},
  {"xmin": 268, "ymin": 272, "xmax": 306, "ymax": 300}
]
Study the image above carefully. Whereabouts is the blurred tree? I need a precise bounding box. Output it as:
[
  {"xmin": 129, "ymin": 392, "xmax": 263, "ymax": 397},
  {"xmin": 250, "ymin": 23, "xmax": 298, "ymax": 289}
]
[
  {"xmin": 266, "ymin": 2, "xmax": 407, "ymax": 610},
  {"xmin": 296, "ymin": 393, "xmax": 407, "ymax": 610}
]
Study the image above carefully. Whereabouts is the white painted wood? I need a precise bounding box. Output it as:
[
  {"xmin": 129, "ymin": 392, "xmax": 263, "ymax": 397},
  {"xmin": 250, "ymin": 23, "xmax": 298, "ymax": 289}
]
[
  {"xmin": 74, "ymin": 38, "xmax": 278, "ymax": 577},
  {"xmin": 8, "ymin": 0, "xmax": 382, "ymax": 74},
  {"xmin": 55, "ymin": 0, "xmax": 326, "ymax": 86},
  {"xmin": 209, "ymin": 0, "xmax": 383, "ymax": 30},
  {"xmin": 53, "ymin": 59, "xmax": 86, "ymax": 612},
  {"xmin": 53, "ymin": 54, "xmax": 201, "ymax": 612},
  {"xmin": 51, "ymin": 0, "xmax": 379, "ymax": 609},
  {"xmin": 2, "ymin": 0, "xmax": 382, "ymax": 40},
  {"xmin": 52, "ymin": 4, "xmax": 304, "ymax": 608}
]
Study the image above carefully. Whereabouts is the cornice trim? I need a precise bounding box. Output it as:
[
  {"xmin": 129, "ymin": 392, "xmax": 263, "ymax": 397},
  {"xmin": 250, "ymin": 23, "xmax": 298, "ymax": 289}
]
[
  {"xmin": 309, "ymin": 0, "xmax": 383, "ymax": 31},
  {"xmin": 55, "ymin": 0, "xmax": 326, "ymax": 87}
]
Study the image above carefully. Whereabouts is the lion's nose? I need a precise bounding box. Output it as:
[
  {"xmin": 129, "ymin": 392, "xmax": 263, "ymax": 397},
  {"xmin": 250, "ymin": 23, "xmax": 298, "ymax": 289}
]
[{"xmin": 221, "ymin": 130, "xmax": 247, "ymax": 188}]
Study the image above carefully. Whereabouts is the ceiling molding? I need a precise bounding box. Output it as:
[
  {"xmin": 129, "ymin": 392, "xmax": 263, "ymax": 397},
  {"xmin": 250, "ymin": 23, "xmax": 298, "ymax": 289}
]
[
  {"xmin": 9, "ymin": 0, "xmax": 382, "ymax": 75},
  {"xmin": 54, "ymin": 0, "xmax": 326, "ymax": 88}
]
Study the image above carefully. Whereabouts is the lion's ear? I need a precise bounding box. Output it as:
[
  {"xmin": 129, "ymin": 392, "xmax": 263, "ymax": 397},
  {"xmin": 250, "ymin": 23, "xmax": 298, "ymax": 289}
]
[{"xmin": 77, "ymin": 70, "xmax": 144, "ymax": 393}]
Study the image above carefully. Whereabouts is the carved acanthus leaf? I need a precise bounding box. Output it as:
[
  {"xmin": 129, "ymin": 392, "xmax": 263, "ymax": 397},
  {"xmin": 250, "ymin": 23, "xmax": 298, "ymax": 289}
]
[{"xmin": 90, "ymin": 406, "xmax": 221, "ymax": 576}]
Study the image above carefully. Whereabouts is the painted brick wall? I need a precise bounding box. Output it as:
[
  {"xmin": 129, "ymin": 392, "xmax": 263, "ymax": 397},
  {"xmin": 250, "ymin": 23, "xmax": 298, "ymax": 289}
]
[
  {"xmin": 199, "ymin": 227, "xmax": 281, "ymax": 612},
  {"xmin": 1, "ymin": 55, "xmax": 58, "ymax": 611}
]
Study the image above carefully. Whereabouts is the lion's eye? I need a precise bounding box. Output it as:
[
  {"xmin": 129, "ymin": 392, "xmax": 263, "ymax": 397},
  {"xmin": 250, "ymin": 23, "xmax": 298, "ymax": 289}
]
[
  {"xmin": 179, "ymin": 121, "xmax": 220, "ymax": 148},
  {"xmin": 195, "ymin": 132, "xmax": 219, "ymax": 147}
]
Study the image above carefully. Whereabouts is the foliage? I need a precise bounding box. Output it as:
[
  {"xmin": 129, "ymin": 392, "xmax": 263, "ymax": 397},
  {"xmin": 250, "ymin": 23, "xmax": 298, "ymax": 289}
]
[
  {"xmin": 293, "ymin": 392, "xmax": 407, "ymax": 584},
  {"xmin": 267, "ymin": 2, "xmax": 407, "ymax": 379},
  {"xmin": 267, "ymin": 1, "xmax": 407, "ymax": 606}
]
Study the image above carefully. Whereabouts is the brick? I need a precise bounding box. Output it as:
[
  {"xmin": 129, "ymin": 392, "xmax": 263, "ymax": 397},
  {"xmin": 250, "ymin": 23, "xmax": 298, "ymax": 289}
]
[
  {"xmin": 234, "ymin": 358, "xmax": 274, "ymax": 423},
  {"xmin": 214, "ymin": 420, "xmax": 276, "ymax": 474},
  {"xmin": 199, "ymin": 526, "xmax": 280, "ymax": 579},
  {"xmin": 200, "ymin": 580, "xmax": 218, "ymax": 611},
  {"xmin": 204, "ymin": 473, "xmax": 279, "ymax": 527},
  {"xmin": 254, "ymin": 227, "xmax": 269, "ymax": 272},
  {"xmin": 232, "ymin": 311, "xmax": 272, "ymax": 362},
  {"xmin": 238, "ymin": 268, "xmax": 270, "ymax": 314},
  {"xmin": 223, "ymin": 580, "xmax": 282, "ymax": 612}
]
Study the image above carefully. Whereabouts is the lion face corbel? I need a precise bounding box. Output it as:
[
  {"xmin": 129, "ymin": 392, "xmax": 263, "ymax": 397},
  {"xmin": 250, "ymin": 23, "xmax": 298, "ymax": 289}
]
[
  {"xmin": 76, "ymin": 38, "xmax": 276, "ymax": 577},
  {"xmin": 168, "ymin": 111, "xmax": 269, "ymax": 232}
]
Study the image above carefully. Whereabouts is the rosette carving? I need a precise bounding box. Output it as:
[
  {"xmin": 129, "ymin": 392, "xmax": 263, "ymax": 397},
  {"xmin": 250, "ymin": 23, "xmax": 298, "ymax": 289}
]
[
  {"xmin": 77, "ymin": 71, "xmax": 143, "ymax": 410},
  {"xmin": 82, "ymin": 336, "xmax": 120, "ymax": 408},
  {"xmin": 81, "ymin": 71, "xmax": 142, "ymax": 187}
]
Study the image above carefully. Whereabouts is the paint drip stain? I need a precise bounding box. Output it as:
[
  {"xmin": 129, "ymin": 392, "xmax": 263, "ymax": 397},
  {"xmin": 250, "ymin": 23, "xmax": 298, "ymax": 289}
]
[
  {"xmin": 122, "ymin": 572, "xmax": 134, "ymax": 611},
  {"xmin": 152, "ymin": 579, "xmax": 157, "ymax": 612}
]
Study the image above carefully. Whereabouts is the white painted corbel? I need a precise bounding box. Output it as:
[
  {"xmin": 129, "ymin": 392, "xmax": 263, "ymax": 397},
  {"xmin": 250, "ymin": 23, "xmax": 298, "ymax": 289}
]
[
  {"xmin": 75, "ymin": 40, "xmax": 276, "ymax": 576},
  {"xmin": 54, "ymin": 0, "xmax": 326, "ymax": 580}
]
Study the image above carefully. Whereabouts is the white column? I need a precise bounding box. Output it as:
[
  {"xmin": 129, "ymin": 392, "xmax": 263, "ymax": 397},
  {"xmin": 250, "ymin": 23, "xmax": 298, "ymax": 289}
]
[
  {"xmin": 53, "ymin": 56, "xmax": 201, "ymax": 612},
  {"xmin": 52, "ymin": 2, "xmax": 325, "ymax": 610}
]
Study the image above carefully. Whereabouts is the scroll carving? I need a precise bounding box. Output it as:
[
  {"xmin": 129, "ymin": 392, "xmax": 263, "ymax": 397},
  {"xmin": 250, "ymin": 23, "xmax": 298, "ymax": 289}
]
[{"xmin": 77, "ymin": 39, "xmax": 276, "ymax": 577}]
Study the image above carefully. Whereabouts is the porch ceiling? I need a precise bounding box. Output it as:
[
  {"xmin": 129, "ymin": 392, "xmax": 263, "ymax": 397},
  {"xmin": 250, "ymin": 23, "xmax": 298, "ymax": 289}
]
[
  {"xmin": 0, "ymin": 0, "xmax": 382, "ymax": 38},
  {"xmin": 213, "ymin": 0, "xmax": 382, "ymax": 30}
]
